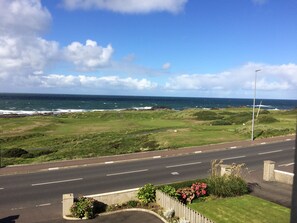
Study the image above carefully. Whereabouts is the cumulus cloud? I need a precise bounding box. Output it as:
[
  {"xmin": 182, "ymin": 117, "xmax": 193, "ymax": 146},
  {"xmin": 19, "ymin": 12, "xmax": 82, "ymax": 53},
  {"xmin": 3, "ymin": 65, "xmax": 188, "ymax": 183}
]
[
  {"xmin": 165, "ymin": 63, "xmax": 297, "ymax": 98},
  {"xmin": 0, "ymin": 0, "xmax": 51, "ymax": 36},
  {"xmin": 162, "ymin": 62, "xmax": 171, "ymax": 70},
  {"xmin": 64, "ymin": 40, "xmax": 113, "ymax": 71},
  {"xmin": 61, "ymin": 0, "xmax": 188, "ymax": 14},
  {"xmin": 0, "ymin": 0, "xmax": 59, "ymax": 84}
]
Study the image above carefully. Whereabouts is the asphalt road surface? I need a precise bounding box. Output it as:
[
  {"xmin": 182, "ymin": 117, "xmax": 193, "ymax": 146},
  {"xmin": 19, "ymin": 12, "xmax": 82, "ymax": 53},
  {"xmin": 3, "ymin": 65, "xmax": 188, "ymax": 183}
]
[{"xmin": 0, "ymin": 140, "xmax": 295, "ymax": 223}]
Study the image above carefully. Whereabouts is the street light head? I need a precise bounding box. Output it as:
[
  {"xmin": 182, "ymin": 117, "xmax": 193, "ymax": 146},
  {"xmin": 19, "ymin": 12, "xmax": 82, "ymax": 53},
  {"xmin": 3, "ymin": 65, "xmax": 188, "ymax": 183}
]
[{"xmin": 255, "ymin": 69, "xmax": 261, "ymax": 72}]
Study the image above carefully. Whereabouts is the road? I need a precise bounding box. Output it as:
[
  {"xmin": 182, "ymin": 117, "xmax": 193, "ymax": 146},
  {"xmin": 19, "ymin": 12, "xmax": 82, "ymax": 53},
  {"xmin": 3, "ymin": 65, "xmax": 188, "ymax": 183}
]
[{"xmin": 0, "ymin": 140, "xmax": 295, "ymax": 222}]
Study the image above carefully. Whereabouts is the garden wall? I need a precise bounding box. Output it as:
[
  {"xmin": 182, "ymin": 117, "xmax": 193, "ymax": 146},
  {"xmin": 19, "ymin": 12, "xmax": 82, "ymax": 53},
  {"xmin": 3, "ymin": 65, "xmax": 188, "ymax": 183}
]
[
  {"xmin": 156, "ymin": 190, "xmax": 214, "ymax": 223},
  {"xmin": 84, "ymin": 188, "xmax": 139, "ymax": 205},
  {"xmin": 263, "ymin": 160, "xmax": 294, "ymax": 185}
]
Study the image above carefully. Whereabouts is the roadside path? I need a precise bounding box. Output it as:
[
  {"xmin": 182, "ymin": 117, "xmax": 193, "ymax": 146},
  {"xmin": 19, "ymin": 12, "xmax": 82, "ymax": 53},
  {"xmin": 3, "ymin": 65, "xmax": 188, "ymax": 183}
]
[{"xmin": 0, "ymin": 135, "xmax": 295, "ymax": 176}]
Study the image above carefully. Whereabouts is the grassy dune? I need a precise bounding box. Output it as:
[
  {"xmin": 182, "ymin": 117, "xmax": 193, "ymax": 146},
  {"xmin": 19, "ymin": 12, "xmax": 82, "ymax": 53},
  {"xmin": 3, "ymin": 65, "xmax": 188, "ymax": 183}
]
[{"xmin": 0, "ymin": 108, "xmax": 296, "ymax": 165}]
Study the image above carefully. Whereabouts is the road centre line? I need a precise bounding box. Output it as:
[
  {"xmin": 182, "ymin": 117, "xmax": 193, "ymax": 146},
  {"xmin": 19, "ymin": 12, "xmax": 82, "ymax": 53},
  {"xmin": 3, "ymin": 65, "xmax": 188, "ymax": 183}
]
[
  {"xmin": 36, "ymin": 203, "xmax": 51, "ymax": 207},
  {"xmin": 166, "ymin": 161, "xmax": 202, "ymax": 168},
  {"xmin": 0, "ymin": 188, "xmax": 4, "ymax": 190},
  {"xmin": 48, "ymin": 167, "xmax": 59, "ymax": 171},
  {"xmin": 106, "ymin": 169, "xmax": 148, "ymax": 177},
  {"xmin": 32, "ymin": 178, "xmax": 83, "ymax": 186},
  {"xmin": 258, "ymin": 150, "xmax": 283, "ymax": 155},
  {"xmin": 260, "ymin": 142, "xmax": 267, "ymax": 145},
  {"xmin": 222, "ymin": 155, "xmax": 246, "ymax": 161},
  {"xmin": 230, "ymin": 146, "xmax": 237, "ymax": 149},
  {"xmin": 153, "ymin": 156, "xmax": 161, "ymax": 159},
  {"xmin": 194, "ymin": 151, "xmax": 202, "ymax": 154},
  {"xmin": 105, "ymin": 161, "xmax": 114, "ymax": 164}
]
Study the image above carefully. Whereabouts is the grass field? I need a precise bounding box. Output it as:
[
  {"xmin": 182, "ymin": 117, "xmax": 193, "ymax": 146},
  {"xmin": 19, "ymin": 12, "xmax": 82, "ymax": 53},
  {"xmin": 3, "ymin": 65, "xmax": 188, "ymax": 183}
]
[
  {"xmin": 0, "ymin": 108, "xmax": 296, "ymax": 165},
  {"xmin": 189, "ymin": 195, "xmax": 290, "ymax": 223}
]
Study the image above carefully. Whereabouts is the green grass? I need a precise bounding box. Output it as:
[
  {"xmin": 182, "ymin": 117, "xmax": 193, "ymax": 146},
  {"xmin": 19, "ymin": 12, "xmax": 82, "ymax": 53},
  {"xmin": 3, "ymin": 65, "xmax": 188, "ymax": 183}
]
[
  {"xmin": 0, "ymin": 108, "xmax": 295, "ymax": 165},
  {"xmin": 189, "ymin": 195, "xmax": 290, "ymax": 223}
]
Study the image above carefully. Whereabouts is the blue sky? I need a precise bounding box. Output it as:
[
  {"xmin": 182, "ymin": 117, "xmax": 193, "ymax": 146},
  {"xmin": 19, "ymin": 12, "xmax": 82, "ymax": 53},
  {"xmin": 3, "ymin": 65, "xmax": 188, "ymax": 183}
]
[{"xmin": 0, "ymin": 0, "xmax": 296, "ymax": 99}]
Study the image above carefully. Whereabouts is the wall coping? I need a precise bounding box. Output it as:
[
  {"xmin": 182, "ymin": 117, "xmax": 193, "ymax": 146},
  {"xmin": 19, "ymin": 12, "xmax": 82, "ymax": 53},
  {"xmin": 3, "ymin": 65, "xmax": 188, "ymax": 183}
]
[
  {"xmin": 274, "ymin": 169, "xmax": 294, "ymax": 176},
  {"xmin": 85, "ymin": 188, "xmax": 139, "ymax": 198}
]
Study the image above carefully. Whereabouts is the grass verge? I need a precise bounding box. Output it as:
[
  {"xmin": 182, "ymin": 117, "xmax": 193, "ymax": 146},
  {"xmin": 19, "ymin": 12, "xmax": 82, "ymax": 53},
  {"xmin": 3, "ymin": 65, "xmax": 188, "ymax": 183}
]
[{"xmin": 189, "ymin": 195, "xmax": 290, "ymax": 223}]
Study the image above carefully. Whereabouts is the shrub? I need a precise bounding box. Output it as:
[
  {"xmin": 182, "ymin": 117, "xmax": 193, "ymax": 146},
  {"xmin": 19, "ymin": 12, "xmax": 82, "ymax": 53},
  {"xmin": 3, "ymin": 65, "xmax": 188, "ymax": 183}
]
[
  {"xmin": 165, "ymin": 179, "xmax": 203, "ymax": 189},
  {"xmin": 211, "ymin": 120, "xmax": 232, "ymax": 125},
  {"xmin": 126, "ymin": 200, "xmax": 139, "ymax": 208},
  {"xmin": 159, "ymin": 185, "xmax": 178, "ymax": 198},
  {"xmin": 137, "ymin": 184, "xmax": 156, "ymax": 204},
  {"xmin": 177, "ymin": 182, "xmax": 207, "ymax": 204},
  {"xmin": 257, "ymin": 115, "xmax": 278, "ymax": 124},
  {"xmin": 70, "ymin": 197, "xmax": 96, "ymax": 219},
  {"xmin": 206, "ymin": 175, "xmax": 248, "ymax": 197},
  {"xmin": 2, "ymin": 148, "xmax": 28, "ymax": 158},
  {"xmin": 194, "ymin": 111, "xmax": 223, "ymax": 120}
]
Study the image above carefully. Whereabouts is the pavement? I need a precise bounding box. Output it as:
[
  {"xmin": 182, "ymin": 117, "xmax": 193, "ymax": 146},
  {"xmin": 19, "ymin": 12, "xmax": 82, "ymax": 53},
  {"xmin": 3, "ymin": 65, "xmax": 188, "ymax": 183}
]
[{"xmin": 245, "ymin": 168, "xmax": 293, "ymax": 208}]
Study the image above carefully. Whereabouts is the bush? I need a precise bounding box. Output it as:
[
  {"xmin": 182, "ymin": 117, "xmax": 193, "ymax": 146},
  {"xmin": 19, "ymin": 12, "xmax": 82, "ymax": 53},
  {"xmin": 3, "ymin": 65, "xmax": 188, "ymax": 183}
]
[
  {"xmin": 159, "ymin": 185, "xmax": 178, "ymax": 198},
  {"xmin": 211, "ymin": 120, "xmax": 232, "ymax": 125},
  {"xmin": 194, "ymin": 111, "xmax": 223, "ymax": 120},
  {"xmin": 126, "ymin": 200, "xmax": 139, "ymax": 208},
  {"xmin": 70, "ymin": 197, "xmax": 96, "ymax": 219},
  {"xmin": 206, "ymin": 175, "xmax": 248, "ymax": 197},
  {"xmin": 257, "ymin": 115, "xmax": 278, "ymax": 124},
  {"xmin": 177, "ymin": 182, "xmax": 207, "ymax": 204},
  {"xmin": 137, "ymin": 184, "xmax": 156, "ymax": 204},
  {"xmin": 2, "ymin": 148, "xmax": 28, "ymax": 158},
  {"xmin": 165, "ymin": 179, "xmax": 202, "ymax": 189}
]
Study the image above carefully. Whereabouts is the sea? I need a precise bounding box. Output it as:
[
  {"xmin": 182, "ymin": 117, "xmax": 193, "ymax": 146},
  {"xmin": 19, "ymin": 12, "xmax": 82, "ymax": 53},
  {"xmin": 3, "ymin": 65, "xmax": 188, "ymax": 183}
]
[{"xmin": 0, "ymin": 93, "xmax": 296, "ymax": 115}]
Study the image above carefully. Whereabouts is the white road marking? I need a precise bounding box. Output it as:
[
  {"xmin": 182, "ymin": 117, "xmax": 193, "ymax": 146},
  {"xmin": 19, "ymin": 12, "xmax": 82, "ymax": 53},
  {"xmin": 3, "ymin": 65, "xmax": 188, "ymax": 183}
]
[
  {"xmin": 260, "ymin": 142, "xmax": 267, "ymax": 145},
  {"xmin": 286, "ymin": 138, "xmax": 292, "ymax": 141},
  {"xmin": 194, "ymin": 151, "xmax": 202, "ymax": 154},
  {"xmin": 105, "ymin": 161, "xmax": 114, "ymax": 164},
  {"xmin": 0, "ymin": 188, "xmax": 4, "ymax": 190},
  {"xmin": 230, "ymin": 146, "xmax": 237, "ymax": 149},
  {"xmin": 222, "ymin": 155, "xmax": 246, "ymax": 161},
  {"xmin": 48, "ymin": 167, "xmax": 59, "ymax": 171},
  {"xmin": 106, "ymin": 169, "xmax": 148, "ymax": 177},
  {"xmin": 36, "ymin": 203, "xmax": 51, "ymax": 207},
  {"xmin": 293, "ymin": 147, "xmax": 295, "ymax": 150},
  {"xmin": 278, "ymin": 162, "xmax": 294, "ymax": 167},
  {"xmin": 258, "ymin": 150, "xmax": 282, "ymax": 155},
  {"xmin": 166, "ymin": 161, "xmax": 202, "ymax": 168},
  {"xmin": 11, "ymin": 207, "xmax": 24, "ymax": 211},
  {"xmin": 153, "ymin": 156, "xmax": 161, "ymax": 159},
  {"xmin": 32, "ymin": 178, "xmax": 83, "ymax": 186},
  {"xmin": 171, "ymin": 172, "xmax": 179, "ymax": 175}
]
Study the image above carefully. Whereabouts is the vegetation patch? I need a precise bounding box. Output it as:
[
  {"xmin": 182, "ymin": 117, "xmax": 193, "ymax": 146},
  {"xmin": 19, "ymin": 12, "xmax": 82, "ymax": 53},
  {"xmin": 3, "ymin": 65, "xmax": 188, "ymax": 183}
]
[{"xmin": 188, "ymin": 195, "xmax": 290, "ymax": 223}]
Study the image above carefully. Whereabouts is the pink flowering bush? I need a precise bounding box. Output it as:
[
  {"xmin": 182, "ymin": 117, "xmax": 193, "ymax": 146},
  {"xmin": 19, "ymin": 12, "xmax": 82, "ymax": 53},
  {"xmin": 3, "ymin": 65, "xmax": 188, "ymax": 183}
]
[{"xmin": 177, "ymin": 182, "xmax": 207, "ymax": 204}]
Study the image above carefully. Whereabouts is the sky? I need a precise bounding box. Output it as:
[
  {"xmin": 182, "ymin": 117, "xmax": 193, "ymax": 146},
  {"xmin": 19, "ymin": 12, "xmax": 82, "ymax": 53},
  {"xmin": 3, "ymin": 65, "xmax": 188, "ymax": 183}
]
[{"xmin": 0, "ymin": 0, "xmax": 296, "ymax": 99}]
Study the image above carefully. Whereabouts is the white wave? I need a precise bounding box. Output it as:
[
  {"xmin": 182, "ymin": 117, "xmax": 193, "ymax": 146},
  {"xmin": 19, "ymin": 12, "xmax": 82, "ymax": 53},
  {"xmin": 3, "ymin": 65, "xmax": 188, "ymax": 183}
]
[{"xmin": 132, "ymin": 106, "xmax": 152, "ymax": 110}]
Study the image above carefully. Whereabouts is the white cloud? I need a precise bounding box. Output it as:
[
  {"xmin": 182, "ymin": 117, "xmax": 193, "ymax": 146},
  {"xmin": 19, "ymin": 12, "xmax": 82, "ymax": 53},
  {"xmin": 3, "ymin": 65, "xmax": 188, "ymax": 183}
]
[
  {"xmin": 64, "ymin": 40, "xmax": 113, "ymax": 71},
  {"xmin": 0, "ymin": 0, "xmax": 51, "ymax": 36},
  {"xmin": 162, "ymin": 62, "xmax": 171, "ymax": 70},
  {"xmin": 62, "ymin": 0, "xmax": 188, "ymax": 14},
  {"xmin": 40, "ymin": 74, "xmax": 157, "ymax": 90},
  {"xmin": 0, "ymin": 0, "xmax": 59, "ymax": 84},
  {"xmin": 165, "ymin": 63, "xmax": 297, "ymax": 98}
]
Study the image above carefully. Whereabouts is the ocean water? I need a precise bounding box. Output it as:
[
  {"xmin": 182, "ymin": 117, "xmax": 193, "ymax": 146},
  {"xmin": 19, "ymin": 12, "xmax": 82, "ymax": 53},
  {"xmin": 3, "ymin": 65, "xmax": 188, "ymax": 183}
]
[{"xmin": 0, "ymin": 93, "xmax": 296, "ymax": 115}]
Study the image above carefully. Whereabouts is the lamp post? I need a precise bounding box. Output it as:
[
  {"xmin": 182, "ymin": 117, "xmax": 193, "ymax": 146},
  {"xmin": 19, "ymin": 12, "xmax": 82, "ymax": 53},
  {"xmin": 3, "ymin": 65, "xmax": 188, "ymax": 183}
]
[{"xmin": 251, "ymin": 69, "xmax": 261, "ymax": 141}]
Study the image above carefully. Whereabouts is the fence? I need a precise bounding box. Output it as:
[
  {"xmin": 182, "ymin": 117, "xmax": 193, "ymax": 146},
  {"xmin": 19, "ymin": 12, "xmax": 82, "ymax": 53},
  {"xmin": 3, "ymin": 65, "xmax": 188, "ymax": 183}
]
[{"xmin": 156, "ymin": 190, "xmax": 214, "ymax": 223}]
